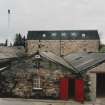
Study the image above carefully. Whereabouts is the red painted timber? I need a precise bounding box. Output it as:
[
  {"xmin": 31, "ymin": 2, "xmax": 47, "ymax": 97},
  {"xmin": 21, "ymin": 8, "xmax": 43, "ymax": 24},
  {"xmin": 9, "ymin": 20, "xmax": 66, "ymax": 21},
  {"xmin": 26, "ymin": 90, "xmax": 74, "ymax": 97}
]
[
  {"xmin": 75, "ymin": 79, "xmax": 84, "ymax": 102},
  {"xmin": 60, "ymin": 78, "xmax": 69, "ymax": 100}
]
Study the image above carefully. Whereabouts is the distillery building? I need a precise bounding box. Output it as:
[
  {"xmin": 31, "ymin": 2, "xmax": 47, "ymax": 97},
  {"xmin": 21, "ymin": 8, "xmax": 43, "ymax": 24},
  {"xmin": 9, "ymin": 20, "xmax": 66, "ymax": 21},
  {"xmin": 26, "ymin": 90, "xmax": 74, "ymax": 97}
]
[
  {"xmin": 1, "ymin": 30, "xmax": 105, "ymax": 103},
  {"xmin": 27, "ymin": 30, "xmax": 100, "ymax": 55},
  {"xmin": 25, "ymin": 30, "xmax": 105, "ymax": 102}
]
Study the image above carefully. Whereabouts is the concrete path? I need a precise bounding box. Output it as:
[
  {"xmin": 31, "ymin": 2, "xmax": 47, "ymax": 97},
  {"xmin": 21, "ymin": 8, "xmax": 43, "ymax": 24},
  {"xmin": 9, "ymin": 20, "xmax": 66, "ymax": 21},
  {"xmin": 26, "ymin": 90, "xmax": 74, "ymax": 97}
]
[{"xmin": 0, "ymin": 98, "xmax": 103, "ymax": 105}]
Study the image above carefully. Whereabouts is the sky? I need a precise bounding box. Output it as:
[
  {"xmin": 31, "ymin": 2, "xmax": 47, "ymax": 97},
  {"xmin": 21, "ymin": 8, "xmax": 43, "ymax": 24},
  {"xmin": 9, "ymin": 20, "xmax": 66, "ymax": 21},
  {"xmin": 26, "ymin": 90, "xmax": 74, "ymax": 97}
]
[{"xmin": 0, "ymin": 0, "xmax": 105, "ymax": 44}]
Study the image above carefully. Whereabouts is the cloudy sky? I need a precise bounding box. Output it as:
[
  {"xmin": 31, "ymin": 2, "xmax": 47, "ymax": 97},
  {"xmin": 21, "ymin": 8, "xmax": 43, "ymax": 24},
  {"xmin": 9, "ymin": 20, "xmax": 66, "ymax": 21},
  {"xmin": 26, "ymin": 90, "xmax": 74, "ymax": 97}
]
[{"xmin": 0, "ymin": 0, "xmax": 105, "ymax": 44}]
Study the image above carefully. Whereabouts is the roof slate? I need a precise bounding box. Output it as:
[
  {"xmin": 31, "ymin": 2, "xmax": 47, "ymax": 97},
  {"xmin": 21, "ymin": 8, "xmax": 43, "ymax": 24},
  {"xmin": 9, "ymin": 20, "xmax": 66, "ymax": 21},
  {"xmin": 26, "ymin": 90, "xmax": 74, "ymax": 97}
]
[
  {"xmin": 40, "ymin": 52, "xmax": 78, "ymax": 73},
  {"xmin": 39, "ymin": 51, "xmax": 105, "ymax": 74},
  {"xmin": 27, "ymin": 30, "xmax": 99, "ymax": 40},
  {"xmin": 64, "ymin": 52, "xmax": 105, "ymax": 73}
]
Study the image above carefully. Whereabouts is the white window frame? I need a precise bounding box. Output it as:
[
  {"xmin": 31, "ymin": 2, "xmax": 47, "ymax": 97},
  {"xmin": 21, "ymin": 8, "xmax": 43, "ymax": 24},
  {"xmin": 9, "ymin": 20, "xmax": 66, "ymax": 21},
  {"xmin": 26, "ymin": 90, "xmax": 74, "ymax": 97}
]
[{"xmin": 33, "ymin": 76, "xmax": 42, "ymax": 90}]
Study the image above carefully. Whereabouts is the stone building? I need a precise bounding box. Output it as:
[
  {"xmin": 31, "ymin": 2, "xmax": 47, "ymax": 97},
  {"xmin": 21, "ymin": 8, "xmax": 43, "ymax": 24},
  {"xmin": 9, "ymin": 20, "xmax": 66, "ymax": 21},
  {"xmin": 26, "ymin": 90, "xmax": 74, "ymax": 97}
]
[
  {"xmin": 27, "ymin": 30, "xmax": 100, "ymax": 55},
  {"xmin": 25, "ymin": 30, "xmax": 105, "ymax": 102},
  {"xmin": 1, "ymin": 30, "xmax": 105, "ymax": 103}
]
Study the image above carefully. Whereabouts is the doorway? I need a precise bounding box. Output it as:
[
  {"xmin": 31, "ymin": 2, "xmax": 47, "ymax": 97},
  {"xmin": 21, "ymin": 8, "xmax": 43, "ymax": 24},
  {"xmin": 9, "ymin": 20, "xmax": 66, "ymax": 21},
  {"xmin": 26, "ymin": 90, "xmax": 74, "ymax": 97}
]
[
  {"xmin": 69, "ymin": 78, "xmax": 75, "ymax": 99},
  {"xmin": 96, "ymin": 73, "xmax": 105, "ymax": 97}
]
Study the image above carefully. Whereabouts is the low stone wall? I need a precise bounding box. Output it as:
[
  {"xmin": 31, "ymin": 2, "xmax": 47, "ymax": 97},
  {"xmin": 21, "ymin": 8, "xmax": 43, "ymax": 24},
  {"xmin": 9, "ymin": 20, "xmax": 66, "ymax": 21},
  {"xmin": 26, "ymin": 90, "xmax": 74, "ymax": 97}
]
[{"xmin": 0, "ymin": 46, "xmax": 25, "ymax": 58}]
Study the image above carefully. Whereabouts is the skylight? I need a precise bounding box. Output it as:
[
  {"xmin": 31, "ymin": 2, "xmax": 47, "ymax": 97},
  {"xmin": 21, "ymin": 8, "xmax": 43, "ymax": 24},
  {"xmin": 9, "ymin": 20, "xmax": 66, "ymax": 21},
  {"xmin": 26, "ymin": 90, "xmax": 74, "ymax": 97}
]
[
  {"xmin": 82, "ymin": 33, "xmax": 86, "ymax": 38},
  {"xmin": 71, "ymin": 32, "xmax": 77, "ymax": 37},
  {"xmin": 51, "ymin": 32, "xmax": 57, "ymax": 37},
  {"xmin": 42, "ymin": 34, "xmax": 46, "ymax": 37}
]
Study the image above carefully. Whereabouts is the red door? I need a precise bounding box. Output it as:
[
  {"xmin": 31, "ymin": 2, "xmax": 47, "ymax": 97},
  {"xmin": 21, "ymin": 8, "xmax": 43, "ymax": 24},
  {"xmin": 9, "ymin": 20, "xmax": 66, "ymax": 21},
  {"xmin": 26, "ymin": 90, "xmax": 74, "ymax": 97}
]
[
  {"xmin": 75, "ymin": 79, "xmax": 84, "ymax": 102},
  {"xmin": 60, "ymin": 78, "xmax": 69, "ymax": 100}
]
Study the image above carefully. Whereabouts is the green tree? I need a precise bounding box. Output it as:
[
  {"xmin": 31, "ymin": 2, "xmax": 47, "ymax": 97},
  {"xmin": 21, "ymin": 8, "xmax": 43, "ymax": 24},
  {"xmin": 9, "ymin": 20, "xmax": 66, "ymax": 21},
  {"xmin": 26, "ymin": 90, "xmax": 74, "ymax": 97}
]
[
  {"xmin": 22, "ymin": 35, "xmax": 26, "ymax": 47},
  {"xmin": 14, "ymin": 33, "xmax": 23, "ymax": 46},
  {"xmin": 99, "ymin": 44, "xmax": 105, "ymax": 52},
  {"xmin": 4, "ymin": 39, "xmax": 8, "ymax": 46},
  {"xmin": 13, "ymin": 33, "xmax": 26, "ymax": 47}
]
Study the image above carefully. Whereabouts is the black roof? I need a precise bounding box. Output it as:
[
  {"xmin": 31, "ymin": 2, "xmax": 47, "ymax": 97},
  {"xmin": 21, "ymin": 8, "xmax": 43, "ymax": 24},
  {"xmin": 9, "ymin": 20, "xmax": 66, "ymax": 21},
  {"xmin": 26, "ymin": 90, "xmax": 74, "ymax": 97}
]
[{"xmin": 27, "ymin": 30, "xmax": 99, "ymax": 40}]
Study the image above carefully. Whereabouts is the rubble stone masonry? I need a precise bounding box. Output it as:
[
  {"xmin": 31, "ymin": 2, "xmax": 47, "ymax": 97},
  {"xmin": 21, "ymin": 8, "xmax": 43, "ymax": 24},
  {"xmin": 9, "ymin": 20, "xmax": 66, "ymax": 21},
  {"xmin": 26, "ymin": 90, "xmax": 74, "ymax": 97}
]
[{"xmin": 27, "ymin": 40, "xmax": 100, "ymax": 55}]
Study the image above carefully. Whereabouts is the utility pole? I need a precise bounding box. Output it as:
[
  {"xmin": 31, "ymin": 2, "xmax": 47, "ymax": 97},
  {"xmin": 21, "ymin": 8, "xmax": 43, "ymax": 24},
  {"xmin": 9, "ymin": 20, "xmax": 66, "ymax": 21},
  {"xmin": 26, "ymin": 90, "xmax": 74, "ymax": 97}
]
[
  {"xmin": 8, "ymin": 9, "xmax": 11, "ymax": 29},
  {"xmin": 7, "ymin": 9, "xmax": 11, "ymax": 46}
]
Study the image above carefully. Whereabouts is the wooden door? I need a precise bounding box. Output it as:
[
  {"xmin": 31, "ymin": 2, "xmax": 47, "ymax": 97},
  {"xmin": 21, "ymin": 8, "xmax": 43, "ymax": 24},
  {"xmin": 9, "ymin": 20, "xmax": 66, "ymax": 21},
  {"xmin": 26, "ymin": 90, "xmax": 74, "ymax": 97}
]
[
  {"xmin": 97, "ymin": 73, "xmax": 105, "ymax": 97},
  {"xmin": 75, "ymin": 79, "xmax": 84, "ymax": 102},
  {"xmin": 69, "ymin": 78, "xmax": 75, "ymax": 98},
  {"xmin": 60, "ymin": 78, "xmax": 69, "ymax": 100}
]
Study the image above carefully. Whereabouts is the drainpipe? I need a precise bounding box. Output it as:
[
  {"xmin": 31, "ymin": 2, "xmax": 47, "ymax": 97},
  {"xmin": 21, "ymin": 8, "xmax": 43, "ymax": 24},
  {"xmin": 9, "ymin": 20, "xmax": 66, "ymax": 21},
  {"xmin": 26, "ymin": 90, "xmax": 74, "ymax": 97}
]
[{"xmin": 60, "ymin": 34, "xmax": 62, "ymax": 57}]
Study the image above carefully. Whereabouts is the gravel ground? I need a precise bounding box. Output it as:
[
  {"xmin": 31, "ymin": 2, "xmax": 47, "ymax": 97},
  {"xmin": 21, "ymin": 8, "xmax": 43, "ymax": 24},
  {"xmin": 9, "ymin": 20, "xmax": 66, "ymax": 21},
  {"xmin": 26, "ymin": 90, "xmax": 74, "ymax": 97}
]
[{"xmin": 0, "ymin": 98, "xmax": 97, "ymax": 105}]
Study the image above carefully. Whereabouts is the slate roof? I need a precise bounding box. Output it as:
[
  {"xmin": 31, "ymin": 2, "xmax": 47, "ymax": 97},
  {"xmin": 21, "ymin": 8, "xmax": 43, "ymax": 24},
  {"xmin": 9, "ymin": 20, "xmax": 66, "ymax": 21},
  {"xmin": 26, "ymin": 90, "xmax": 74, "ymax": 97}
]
[
  {"xmin": 89, "ymin": 62, "xmax": 105, "ymax": 73},
  {"xmin": 0, "ymin": 66, "xmax": 9, "ymax": 72},
  {"xmin": 40, "ymin": 51, "xmax": 105, "ymax": 74},
  {"xmin": 64, "ymin": 52, "xmax": 105, "ymax": 73},
  {"xmin": 1, "ymin": 50, "xmax": 105, "ymax": 74},
  {"xmin": 40, "ymin": 52, "xmax": 78, "ymax": 73},
  {"xmin": 27, "ymin": 30, "xmax": 99, "ymax": 40},
  {"xmin": 0, "ymin": 47, "xmax": 25, "ymax": 72}
]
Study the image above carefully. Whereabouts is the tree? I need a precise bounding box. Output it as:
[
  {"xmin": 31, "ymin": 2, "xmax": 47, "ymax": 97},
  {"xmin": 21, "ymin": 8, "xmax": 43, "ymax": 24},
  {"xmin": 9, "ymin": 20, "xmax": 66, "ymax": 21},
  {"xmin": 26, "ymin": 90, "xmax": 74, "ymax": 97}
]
[
  {"xmin": 4, "ymin": 39, "xmax": 8, "ymax": 46},
  {"xmin": 14, "ymin": 33, "xmax": 23, "ymax": 46},
  {"xmin": 22, "ymin": 35, "xmax": 26, "ymax": 47},
  {"xmin": 99, "ymin": 44, "xmax": 105, "ymax": 52},
  {"xmin": 9, "ymin": 42, "xmax": 12, "ymax": 47},
  {"xmin": 13, "ymin": 33, "xmax": 26, "ymax": 47}
]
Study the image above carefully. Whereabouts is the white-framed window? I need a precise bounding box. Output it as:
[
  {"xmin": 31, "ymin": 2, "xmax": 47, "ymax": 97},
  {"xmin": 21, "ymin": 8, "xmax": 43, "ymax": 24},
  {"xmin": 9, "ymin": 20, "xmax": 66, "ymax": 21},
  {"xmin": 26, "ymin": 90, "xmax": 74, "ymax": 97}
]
[{"xmin": 33, "ymin": 76, "xmax": 42, "ymax": 89}]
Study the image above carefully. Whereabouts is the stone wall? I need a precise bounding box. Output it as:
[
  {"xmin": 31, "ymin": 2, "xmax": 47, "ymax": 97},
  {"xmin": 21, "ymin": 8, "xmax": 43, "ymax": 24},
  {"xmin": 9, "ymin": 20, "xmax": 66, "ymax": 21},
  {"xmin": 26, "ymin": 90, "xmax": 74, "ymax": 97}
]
[
  {"xmin": 27, "ymin": 40, "xmax": 99, "ymax": 55},
  {"xmin": 11, "ymin": 68, "xmax": 66, "ymax": 98},
  {"xmin": 89, "ymin": 62, "xmax": 105, "ymax": 73},
  {"xmin": 0, "ymin": 46, "xmax": 25, "ymax": 58},
  {"xmin": 86, "ymin": 73, "xmax": 96, "ymax": 101},
  {"xmin": 87, "ymin": 63, "xmax": 105, "ymax": 101}
]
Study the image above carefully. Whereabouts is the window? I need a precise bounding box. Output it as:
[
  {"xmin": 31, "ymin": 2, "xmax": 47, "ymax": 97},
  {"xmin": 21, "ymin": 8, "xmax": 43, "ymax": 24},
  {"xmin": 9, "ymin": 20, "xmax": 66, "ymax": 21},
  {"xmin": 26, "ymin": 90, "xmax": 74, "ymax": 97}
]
[
  {"xmin": 61, "ymin": 32, "xmax": 66, "ymax": 37},
  {"xmin": 71, "ymin": 32, "xmax": 77, "ymax": 37},
  {"xmin": 33, "ymin": 76, "xmax": 42, "ymax": 89},
  {"xmin": 51, "ymin": 32, "xmax": 57, "ymax": 37},
  {"xmin": 82, "ymin": 33, "xmax": 86, "ymax": 38},
  {"xmin": 42, "ymin": 34, "xmax": 46, "ymax": 37}
]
